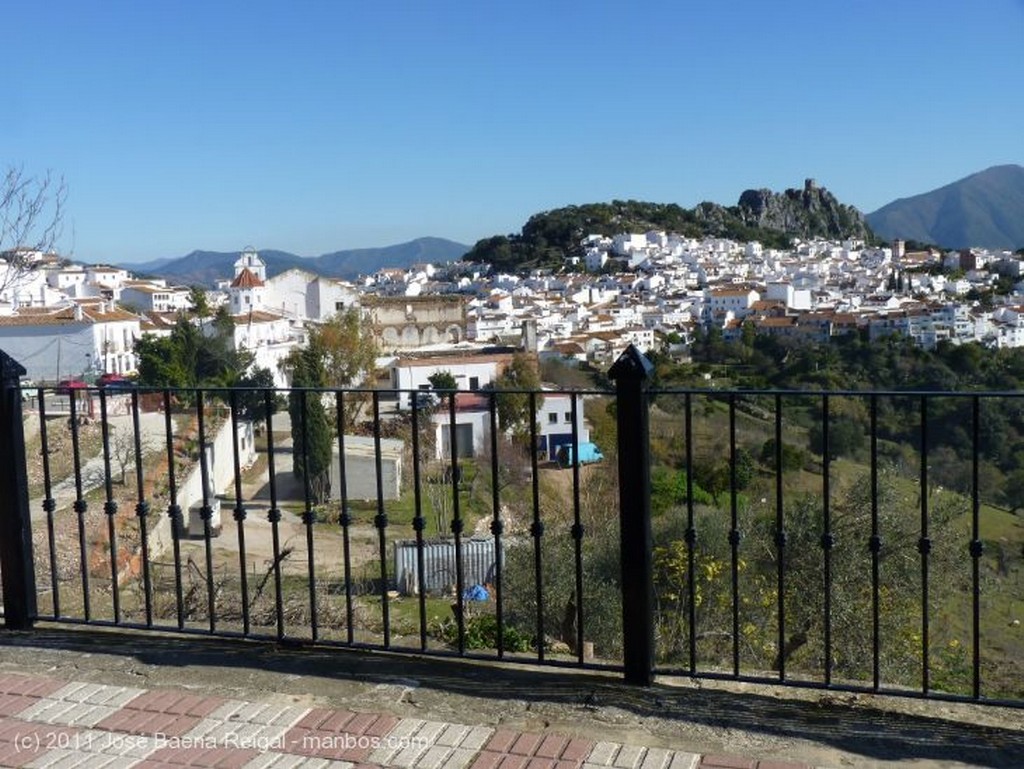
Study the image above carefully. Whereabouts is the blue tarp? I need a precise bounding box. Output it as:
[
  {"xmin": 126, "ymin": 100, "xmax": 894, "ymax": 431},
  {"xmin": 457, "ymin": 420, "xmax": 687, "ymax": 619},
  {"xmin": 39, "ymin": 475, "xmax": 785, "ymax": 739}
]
[{"xmin": 462, "ymin": 584, "xmax": 489, "ymax": 601}]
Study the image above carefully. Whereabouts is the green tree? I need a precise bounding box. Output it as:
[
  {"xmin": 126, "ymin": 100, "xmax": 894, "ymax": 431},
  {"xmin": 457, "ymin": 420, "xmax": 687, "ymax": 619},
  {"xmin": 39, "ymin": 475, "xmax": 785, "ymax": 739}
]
[
  {"xmin": 1003, "ymin": 468, "xmax": 1024, "ymax": 513},
  {"xmin": 188, "ymin": 286, "xmax": 211, "ymax": 318},
  {"xmin": 135, "ymin": 334, "xmax": 186, "ymax": 388},
  {"xmin": 135, "ymin": 313, "xmax": 252, "ymax": 389},
  {"xmin": 313, "ymin": 308, "xmax": 379, "ymax": 388},
  {"xmin": 809, "ymin": 419, "xmax": 865, "ymax": 459},
  {"xmin": 233, "ymin": 366, "xmax": 280, "ymax": 422},
  {"xmin": 285, "ymin": 341, "xmax": 333, "ymax": 504},
  {"xmin": 428, "ymin": 370, "xmax": 458, "ymax": 401},
  {"xmin": 760, "ymin": 438, "xmax": 807, "ymax": 473},
  {"xmin": 490, "ymin": 352, "xmax": 542, "ymax": 440}
]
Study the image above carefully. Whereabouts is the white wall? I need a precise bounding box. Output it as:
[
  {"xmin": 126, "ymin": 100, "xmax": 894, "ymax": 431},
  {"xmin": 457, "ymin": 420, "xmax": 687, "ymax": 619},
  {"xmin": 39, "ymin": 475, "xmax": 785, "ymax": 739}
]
[
  {"xmin": 392, "ymin": 360, "xmax": 500, "ymax": 409},
  {"xmin": 0, "ymin": 324, "xmax": 94, "ymax": 382},
  {"xmin": 146, "ymin": 418, "xmax": 256, "ymax": 553}
]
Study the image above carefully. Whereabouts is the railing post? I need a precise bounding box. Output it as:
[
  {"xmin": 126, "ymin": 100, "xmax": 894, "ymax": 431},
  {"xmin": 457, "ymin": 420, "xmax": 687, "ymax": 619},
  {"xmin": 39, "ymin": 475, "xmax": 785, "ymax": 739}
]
[
  {"xmin": 0, "ymin": 350, "xmax": 36, "ymax": 629},
  {"xmin": 608, "ymin": 344, "xmax": 655, "ymax": 685}
]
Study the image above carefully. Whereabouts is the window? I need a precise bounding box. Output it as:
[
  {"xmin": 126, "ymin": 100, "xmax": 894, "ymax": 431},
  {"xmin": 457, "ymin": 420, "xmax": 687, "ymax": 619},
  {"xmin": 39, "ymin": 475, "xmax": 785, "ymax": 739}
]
[
  {"xmin": 564, "ymin": 412, "xmax": 572, "ymax": 423},
  {"xmin": 335, "ymin": 301, "xmax": 346, "ymax": 311},
  {"xmin": 469, "ymin": 376, "xmax": 479, "ymax": 390},
  {"xmin": 548, "ymin": 413, "xmax": 558, "ymax": 424}
]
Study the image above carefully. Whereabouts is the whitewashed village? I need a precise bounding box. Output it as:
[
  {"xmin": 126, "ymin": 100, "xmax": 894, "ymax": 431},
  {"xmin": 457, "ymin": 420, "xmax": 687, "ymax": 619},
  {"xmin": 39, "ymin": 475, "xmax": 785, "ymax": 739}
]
[{"xmin": 2, "ymin": 234, "xmax": 1024, "ymax": 390}]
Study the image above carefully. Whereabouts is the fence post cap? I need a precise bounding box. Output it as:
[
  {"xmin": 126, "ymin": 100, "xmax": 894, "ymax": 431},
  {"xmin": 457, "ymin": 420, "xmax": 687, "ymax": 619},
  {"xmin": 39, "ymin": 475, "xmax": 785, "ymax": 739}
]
[
  {"xmin": 0, "ymin": 350, "xmax": 26, "ymax": 383},
  {"xmin": 608, "ymin": 344, "xmax": 653, "ymax": 382}
]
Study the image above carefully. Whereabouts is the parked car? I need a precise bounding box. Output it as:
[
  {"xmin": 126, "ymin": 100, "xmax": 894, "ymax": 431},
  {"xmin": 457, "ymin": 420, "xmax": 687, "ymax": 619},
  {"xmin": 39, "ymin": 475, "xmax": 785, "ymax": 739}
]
[
  {"xmin": 556, "ymin": 442, "xmax": 605, "ymax": 468},
  {"xmin": 98, "ymin": 373, "xmax": 135, "ymax": 388},
  {"xmin": 56, "ymin": 378, "xmax": 88, "ymax": 394}
]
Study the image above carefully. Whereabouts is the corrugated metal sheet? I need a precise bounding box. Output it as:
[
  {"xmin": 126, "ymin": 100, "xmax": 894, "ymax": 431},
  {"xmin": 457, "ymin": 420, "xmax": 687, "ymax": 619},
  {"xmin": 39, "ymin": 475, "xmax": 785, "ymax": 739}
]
[{"xmin": 393, "ymin": 537, "xmax": 500, "ymax": 595}]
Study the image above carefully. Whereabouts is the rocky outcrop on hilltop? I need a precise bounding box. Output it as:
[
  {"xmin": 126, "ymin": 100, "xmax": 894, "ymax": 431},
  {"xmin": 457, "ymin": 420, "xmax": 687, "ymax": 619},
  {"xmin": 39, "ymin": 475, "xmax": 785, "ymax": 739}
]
[{"xmin": 735, "ymin": 179, "xmax": 873, "ymax": 241}]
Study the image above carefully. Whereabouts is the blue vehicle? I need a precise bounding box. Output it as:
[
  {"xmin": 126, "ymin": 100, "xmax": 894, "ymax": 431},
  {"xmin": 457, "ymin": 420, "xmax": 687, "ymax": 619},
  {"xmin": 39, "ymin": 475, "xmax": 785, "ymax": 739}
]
[{"xmin": 556, "ymin": 442, "xmax": 604, "ymax": 468}]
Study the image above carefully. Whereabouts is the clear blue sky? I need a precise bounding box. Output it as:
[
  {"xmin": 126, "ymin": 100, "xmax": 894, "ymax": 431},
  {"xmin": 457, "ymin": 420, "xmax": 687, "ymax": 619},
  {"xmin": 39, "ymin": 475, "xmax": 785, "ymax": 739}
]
[{"xmin": 4, "ymin": 0, "xmax": 1022, "ymax": 264}]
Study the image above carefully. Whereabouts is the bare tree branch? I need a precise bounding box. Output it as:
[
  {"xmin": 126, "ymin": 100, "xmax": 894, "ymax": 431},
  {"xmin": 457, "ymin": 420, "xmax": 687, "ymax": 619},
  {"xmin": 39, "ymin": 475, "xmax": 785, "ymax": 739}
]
[{"xmin": 0, "ymin": 166, "xmax": 67, "ymax": 295}]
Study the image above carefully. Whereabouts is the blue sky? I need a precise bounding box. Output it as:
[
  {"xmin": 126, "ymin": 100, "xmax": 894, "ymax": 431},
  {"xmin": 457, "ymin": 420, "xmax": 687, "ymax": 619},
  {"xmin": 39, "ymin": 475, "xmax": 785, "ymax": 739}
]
[{"xmin": 4, "ymin": 0, "xmax": 1022, "ymax": 264}]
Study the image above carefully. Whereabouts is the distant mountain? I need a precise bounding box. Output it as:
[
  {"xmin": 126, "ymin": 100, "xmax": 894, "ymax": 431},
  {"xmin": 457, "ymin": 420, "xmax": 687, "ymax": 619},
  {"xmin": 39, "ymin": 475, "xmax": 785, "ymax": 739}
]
[
  {"xmin": 465, "ymin": 180, "xmax": 872, "ymax": 272},
  {"xmin": 125, "ymin": 237, "xmax": 470, "ymax": 286},
  {"xmin": 867, "ymin": 165, "xmax": 1024, "ymax": 250},
  {"xmin": 315, "ymin": 237, "xmax": 472, "ymax": 277}
]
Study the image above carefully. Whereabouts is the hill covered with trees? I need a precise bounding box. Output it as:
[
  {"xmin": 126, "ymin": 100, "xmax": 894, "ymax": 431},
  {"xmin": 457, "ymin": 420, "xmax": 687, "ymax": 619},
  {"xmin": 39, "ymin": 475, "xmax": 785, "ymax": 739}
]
[{"xmin": 465, "ymin": 180, "xmax": 874, "ymax": 272}]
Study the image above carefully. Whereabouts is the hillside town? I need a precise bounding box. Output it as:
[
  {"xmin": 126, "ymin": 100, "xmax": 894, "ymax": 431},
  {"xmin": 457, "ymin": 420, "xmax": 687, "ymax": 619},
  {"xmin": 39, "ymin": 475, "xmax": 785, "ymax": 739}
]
[{"xmin": 1, "ymin": 234, "xmax": 1023, "ymax": 391}]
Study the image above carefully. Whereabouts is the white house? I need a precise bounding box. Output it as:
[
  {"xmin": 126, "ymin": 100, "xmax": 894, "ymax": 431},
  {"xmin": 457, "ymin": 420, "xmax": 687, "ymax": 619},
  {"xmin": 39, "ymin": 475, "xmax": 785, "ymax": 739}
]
[
  {"xmin": 263, "ymin": 268, "xmax": 359, "ymax": 321},
  {"xmin": 536, "ymin": 391, "xmax": 590, "ymax": 462},
  {"xmin": 121, "ymin": 282, "xmax": 192, "ymax": 313},
  {"xmin": 390, "ymin": 352, "xmax": 514, "ymax": 409},
  {"xmin": 706, "ymin": 287, "xmax": 761, "ymax": 319},
  {"xmin": 0, "ymin": 302, "xmax": 142, "ymax": 381},
  {"xmin": 431, "ymin": 392, "xmax": 492, "ymax": 459},
  {"xmin": 220, "ymin": 310, "xmax": 303, "ymax": 388}
]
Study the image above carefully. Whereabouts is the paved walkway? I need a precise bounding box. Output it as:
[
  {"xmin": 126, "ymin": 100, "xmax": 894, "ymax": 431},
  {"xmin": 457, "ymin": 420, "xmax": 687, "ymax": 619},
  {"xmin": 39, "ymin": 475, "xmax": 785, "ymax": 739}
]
[
  {"xmin": 0, "ymin": 672, "xmax": 801, "ymax": 769},
  {"xmin": 0, "ymin": 629, "xmax": 1021, "ymax": 768}
]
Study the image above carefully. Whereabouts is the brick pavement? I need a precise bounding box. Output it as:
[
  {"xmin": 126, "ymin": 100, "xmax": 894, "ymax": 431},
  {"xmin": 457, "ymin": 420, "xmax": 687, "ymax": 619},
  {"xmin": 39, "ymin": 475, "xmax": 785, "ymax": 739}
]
[{"xmin": 0, "ymin": 673, "xmax": 817, "ymax": 769}]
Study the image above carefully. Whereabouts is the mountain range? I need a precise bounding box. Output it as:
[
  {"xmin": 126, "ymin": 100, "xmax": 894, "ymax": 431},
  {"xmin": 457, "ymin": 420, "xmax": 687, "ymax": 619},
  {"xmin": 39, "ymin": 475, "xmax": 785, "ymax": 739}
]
[
  {"xmin": 866, "ymin": 164, "xmax": 1024, "ymax": 250},
  {"xmin": 125, "ymin": 237, "xmax": 471, "ymax": 286}
]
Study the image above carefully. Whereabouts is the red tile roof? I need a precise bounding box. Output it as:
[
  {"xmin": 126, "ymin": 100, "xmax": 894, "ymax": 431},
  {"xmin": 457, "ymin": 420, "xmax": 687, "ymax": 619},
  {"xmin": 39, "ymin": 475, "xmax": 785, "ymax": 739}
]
[{"xmin": 230, "ymin": 268, "xmax": 264, "ymax": 289}]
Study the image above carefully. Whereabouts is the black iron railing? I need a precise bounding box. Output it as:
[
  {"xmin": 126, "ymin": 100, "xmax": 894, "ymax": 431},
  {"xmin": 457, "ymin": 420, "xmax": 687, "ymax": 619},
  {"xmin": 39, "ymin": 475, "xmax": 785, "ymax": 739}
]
[{"xmin": 0, "ymin": 347, "xmax": 1021, "ymax": 708}]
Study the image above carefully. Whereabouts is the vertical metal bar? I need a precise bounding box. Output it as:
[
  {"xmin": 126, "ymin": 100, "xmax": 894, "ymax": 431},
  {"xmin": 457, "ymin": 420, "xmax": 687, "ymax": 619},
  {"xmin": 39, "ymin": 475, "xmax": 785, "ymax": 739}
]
[
  {"xmin": 163, "ymin": 390, "xmax": 184, "ymax": 630},
  {"xmin": 609, "ymin": 346, "xmax": 654, "ymax": 685},
  {"xmin": 0, "ymin": 354, "xmax": 36, "ymax": 629},
  {"xmin": 570, "ymin": 392, "xmax": 585, "ymax": 664},
  {"xmin": 410, "ymin": 393, "xmax": 427, "ymax": 651},
  {"xmin": 970, "ymin": 395, "xmax": 983, "ymax": 700},
  {"xmin": 372, "ymin": 391, "xmax": 390, "ymax": 647},
  {"xmin": 774, "ymin": 393, "xmax": 786, "ymax": 681},
  {"xmin": 684, "ymin": 392, "xmax": 696, "ymax": 675},
  {"xmin": 822, "ymin": 393, "xmax": 833, "ymax": 686},
  {"xmin": 869, "ymin": 394, "xmax": 882, "ymax": 691},
  {"xmin": 448, "ymin": 393, "xmax": 465, "ymax": 654},
  {"xmin": 335, "ymin": 392, "xmax": 353, "ymax": 644},
  {"xmin": 196, "ymin": 390, "xmax": 216, "ymax": 632},
  {"xmin": 299, "ymin": 390, "xmax": 318, "ymax": 641},
  {"xmin": 529, "ymin": 391, "xmax": 544, "ymax": 662},
  {"xmin": 130, "ymin": 389, "xmax": 153, "ymax": 627},
  {"xmin": 265, "ymin": 390, "xmax": 285, "ymax": 639},
  {"xmin": 38, "ymin": 390, "xmax": 59, "ymax": 618},
  {"xmin": 69, "ymin": 389, "xmax": 91, "ymax": 621},
  {"xmin": 489, "ymin": 391, "xmax": 505, "ymax": 658},
  {"xmin": 229, "ymin": 390, "xmax": 249, "ymax": 635},
  {"xmin": 919, "ymin": 396, "xmax": 931, "ymax": 694},
  {"xmin": 99, "ymin": 389, "xmax": 121, "ymax": 623},
  {"xmin": 728, "ymin": 394, "xmax": 740, "ymax": 677}
]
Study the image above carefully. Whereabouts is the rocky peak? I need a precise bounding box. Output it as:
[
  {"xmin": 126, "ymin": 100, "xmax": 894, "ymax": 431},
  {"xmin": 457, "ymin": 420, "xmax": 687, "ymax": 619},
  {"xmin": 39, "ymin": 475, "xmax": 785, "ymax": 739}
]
[{"xmin": 736, "ymin": 180, "xmax": 871, "ymax": 242}]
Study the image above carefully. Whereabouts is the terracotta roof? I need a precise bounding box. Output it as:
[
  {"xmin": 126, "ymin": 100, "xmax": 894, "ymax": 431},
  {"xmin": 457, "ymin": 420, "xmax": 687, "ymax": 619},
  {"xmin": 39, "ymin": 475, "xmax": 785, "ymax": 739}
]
[
  {"xmin": 755, "ymin": 317, "xmax": 798, "ymax": 328},
  {"xmin": 394, "ymin": 352, "xmax": 516, "ymax": 369},
  {"xmin": 231, "ymin": 267, "xmax": 265, "ymax": 289},
  {"xmin": 0, "ymin": 305, "xmax": 141, "ymax": 327},
  {"xmin": 231, "ymin": 310, "xmax": 287, "ymax": 324},
  {"xmin": 710, "ymin": 288, "xmax": 756, "ymax": 297}
]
